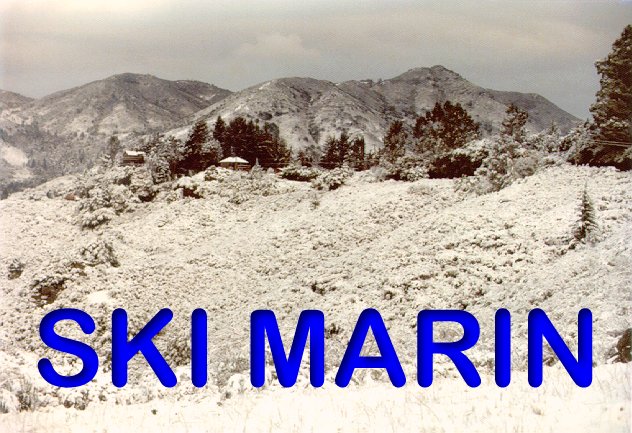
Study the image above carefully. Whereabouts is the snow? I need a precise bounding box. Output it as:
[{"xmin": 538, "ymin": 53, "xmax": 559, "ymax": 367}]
[
  {"xmin": 0, "ymin": 365, "xmax": 629, "ymax": 433},
  {"xmin": 0, "ymin": 143, "xmax": 28, "ymax": 166},
  {"xmin": 0, "ymin": 163, "xmax": 630, "ymax": 431}
]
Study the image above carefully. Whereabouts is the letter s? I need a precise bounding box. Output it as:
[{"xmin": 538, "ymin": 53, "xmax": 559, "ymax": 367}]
[{"xmin": 38, "ymin": 309, "xmax": 98, "ymax": 387}]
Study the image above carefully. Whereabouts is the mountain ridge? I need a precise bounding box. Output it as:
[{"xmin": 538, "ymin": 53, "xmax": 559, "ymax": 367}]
[{"xmin": 0, "ymin": 67, "xmax": 580, "ymax": 195}]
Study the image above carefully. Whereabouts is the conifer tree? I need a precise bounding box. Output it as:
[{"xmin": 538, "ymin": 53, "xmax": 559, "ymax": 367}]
[
  {"xmin": 213, "ymin": 116, "xmax": 229, "ymax": 157},
  {"xmin": 381, "ymin": 120, "xmax": 407, "ymax": 163},
  {"xmin": 586, "ymin": 25, "xmax": 632, "ymax": 169},
  {"xmin": 413, "ymin": 101, "xmax": 480, "ymax": 154},
  {"xmin": 574, "ymin": 183, "xmax": 599, "ymax": 243}
]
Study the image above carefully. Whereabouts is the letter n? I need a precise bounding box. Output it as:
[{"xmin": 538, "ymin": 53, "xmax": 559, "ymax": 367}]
[{"xmin": 528, "ymin": 308, "xmax": 592, "ymax": 387}]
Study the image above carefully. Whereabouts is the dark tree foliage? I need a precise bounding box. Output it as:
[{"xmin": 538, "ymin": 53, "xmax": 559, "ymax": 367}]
[
  {"xmin": 320, "ymin": 132, "xmax": 367, "ymax": 169},
  {"xmin": 428, "ymin": 153, "xmax": 483, "ymax": 179},
  {"xmin": 574, "ymin": 183, "xmax": 599, "ymax": 243},
  {"xmin": 413, "ymin": 101, "xmax": 480, "ymax": 154},
  {"xmin": 213, "ymin": 116, "xmax": 228, "ymax": 157},
  {"xmin": 380, "ymin": 120, "xmax": 408, "ymax": 163},
  {"xmin": 583, "ymin": 25, "xmax": 632, "ymax": 170},
  {"xmin": 214, "ymin": 116, "xmax": 291, "ymax": 168},
  {"xmin": 179, "ymin": 119, "xmax": 218, "ymax": 174},
  {"xmin": 501, "ymin": 104, "xmax": 528, "ymax": 143}
]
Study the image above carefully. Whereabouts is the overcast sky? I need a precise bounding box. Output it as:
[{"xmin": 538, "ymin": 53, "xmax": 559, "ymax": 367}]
[{"xmin": 1, "ymin": 0, "xmax": 630, "ymax": 118}]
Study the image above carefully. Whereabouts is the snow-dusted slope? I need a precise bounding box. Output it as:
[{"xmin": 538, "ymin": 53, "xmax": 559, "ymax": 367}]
[
  {"xmin": 172, "ymin": 66, "xmax": 580, "ymax": 151},
  {"xmin": 0, "ymin": 164, "xmax": 629, "ymax": 431}
]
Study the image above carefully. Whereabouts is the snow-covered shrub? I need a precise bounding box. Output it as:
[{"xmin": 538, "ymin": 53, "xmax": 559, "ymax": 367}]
[
  {"xmin": 311, "ymin": 167, "xmax": 352, "ymax": 190},
  {"xmin": 174, "ymin": 176, "xmax": 203, "ymax": 199},
  {"xmin": 7, "ymin": 259, "xmax": 24, "ymax": 280},
  {"xmin": 427, "ymin": 140, "xmax": 490, "ymax": 179},
  {"xmin": 79, "ymin": 239, "xmax": 119, "ymax": 267},
  {"xmin": 249, "ymin": 164, "xmax": 264, "ymax": 179},
  {"xmin": 0, "ymin": 372, "xmax": 41, "ymax": 413},
  {"xmin": 382, "ymin": 156, "xmax": 429, "ymax": 182},
  {"xmin": 366, "ymin": 166, "xmax": 389, "ymax": 182},
  {"xmin": 76, "ymin": 168, "xmax": 155, "ymax": 228},
  {"xmin": 129, "ymin": 169, "xmax": 156, "ymax": 202},
  {"xmin": 77, "ymin": 186, "xmax": 118, "ymax": 229},
  {"xmin": 280, "ymin": 165, "xmax": 320, "ymax": 182},
  {"xmin": 457, "ymin": 136, "xmax": 547, "ymax": 194}
]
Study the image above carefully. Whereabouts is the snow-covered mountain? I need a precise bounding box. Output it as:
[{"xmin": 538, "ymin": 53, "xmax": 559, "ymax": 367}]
[
  {"xmin": 170, "ymin": 66, "xmax": 580, "ymax": 150},
  {"xmin": 0, "ymin": 66, "xmax": 580, "ymax": 195},
  {"xmin": 20, "ymin": 73, "xmax": 232, "ymax": 137},
  {"xmin": 0, "ymin": 74, "xmax": 233, "ymax": 196}
]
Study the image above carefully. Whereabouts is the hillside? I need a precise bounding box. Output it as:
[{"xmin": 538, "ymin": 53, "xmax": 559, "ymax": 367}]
[
  {"xmin": 172, "ymin": 66, "xmax": 580, "ymax": 151},
  {"xmin": 0, "ymin": 163, "xmax": 629, "ymax": 432},
  {"xmin": 0, "ymin": 74, "xmax": 233, "ymax": 196}
]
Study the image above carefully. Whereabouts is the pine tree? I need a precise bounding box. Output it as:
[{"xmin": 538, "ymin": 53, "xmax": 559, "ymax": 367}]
[
  {"xmin": 381, "ymin": 120, "xmax": 407, "ymax": 163},
  {"xmin": 574, "ymin": 183, "xmax": 599, "ymax": 243},
  {"xmin": 213, "ymin": 116, "xmax": 229, "ymax": 157},
  {"xmin": 587, "ymin": 25, "xmax": 632, "ymax": 169},
  {"xmin": 179, "ymin": 119, "xmax": 212, "ymax": 174},
  {"xmin": 321, "ymin": 135, "xmax": 342, "ymax": 169},
  {"xmin": 413, "ymin": 101, "xmax": 480, "ymax": 154},
  {"xmin": 501, "ymin": 104, "xmax": 528, "ymax": 143}
]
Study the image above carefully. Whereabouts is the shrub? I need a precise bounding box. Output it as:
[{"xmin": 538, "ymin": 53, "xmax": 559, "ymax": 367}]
[
  {"xmin": 31, "ymin": 274, "xmax": 67, "ymax": 306},
  {"xmin": 428, "ymin": 152, "xmax": 482, "ymax": 179},
  {"xmin": 79, "ymin": 239, "xmax": 119, "ymax": 267},
  {"xmin": 460, "ymin": 136, "xmax": 546, "ymax": 194},
  {"xmin": 280, "ymin": 165, "xmax": 320, "ymax": 182},
  {"xmin": 382, "ymin": 156, "xmax": 428, "ymax": 182},
  {"xmin": 311, "ymin": 167, "xmax": 352, "ymax": 190},
  {"xmin": 7, "ymin": 259, "xmax": 24, "ymax": 280}
]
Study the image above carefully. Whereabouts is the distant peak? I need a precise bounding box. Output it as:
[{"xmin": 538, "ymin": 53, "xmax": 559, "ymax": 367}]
[
  {"xmin": 391, "ymin": 65, "xmax": 462, "ymax": 82},
  {"xmin": 107, "ymin": 73, "xmax": 160, "ymax": 82}
]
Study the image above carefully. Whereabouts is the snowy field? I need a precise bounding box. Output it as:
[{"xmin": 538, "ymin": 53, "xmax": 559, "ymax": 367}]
[
  {"xmin": 1, "ymin": 365, "xmax": 629, "ymax": 433},
  {"xmin": 0, "ymin": 163, "xmax": 630, "ymax": 432}
]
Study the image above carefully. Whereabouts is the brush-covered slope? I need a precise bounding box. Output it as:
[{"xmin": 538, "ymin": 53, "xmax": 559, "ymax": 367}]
[{"xmin": 0, "ymin": 165, "xmax": 629, "ymax": 381}]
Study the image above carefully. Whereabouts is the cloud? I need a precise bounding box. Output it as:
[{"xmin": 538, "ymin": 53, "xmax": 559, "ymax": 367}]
[
  {"xmin": 227, "ymin": 33, "xmax": 321, "ymax": 80},
  {"xmin": 0, "ymin": 0, "xmax": 630, "ymax": 117}
]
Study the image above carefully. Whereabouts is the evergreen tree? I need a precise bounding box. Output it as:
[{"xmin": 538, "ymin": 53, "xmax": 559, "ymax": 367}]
[
  {"xmin": 213, "ymin": 116, "xmax": 229, "ymax": 157},
  {"xmin": 587, "ymin": 25, "xmax": 632, "ymax": 169},
  {"xmin": 106, "ymin": 135, "xmax": 120, "ymax": 163},
  {"xmin": 413, "ymin": 101, "xmax": 480, "ymax": 154},
  {"xmin": 501, "ymin": 104, "xmax": 528, "ymax": 143},
  {"xmin": 347, "ymin": 136, "xmax": 366, "ymax": 170},
  {"xmin": 574, "ymin": 183, "xmax": 599, "ymax": 243},
  {"xmin": 179, "ymin": 119, "xmax": 216, "ymax": 174},
  {"xmin": 381, "ymin": 120, "xmax": 407, "ymax": 163},
  {"xmin": 320, "ymin": 132, "xmax": 361, "ymax": 169},
  {"xmin": 321, "ymin": 135, "xmax": 342, "ymax": 169}
]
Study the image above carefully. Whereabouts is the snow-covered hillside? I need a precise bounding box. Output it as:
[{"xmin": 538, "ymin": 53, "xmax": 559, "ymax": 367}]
[{"xmin": 0, "ymin": 163, "xmax": 630, "ymax": 432}]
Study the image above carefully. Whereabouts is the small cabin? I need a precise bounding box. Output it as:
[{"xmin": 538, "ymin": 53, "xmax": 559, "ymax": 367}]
[
  {"xmin": 122, "ymin": 150, "xmax": 146, "ymax": 165},
  {"xmin": 219, "ymin": 156, "xmax": 250, "ymax": 171}
]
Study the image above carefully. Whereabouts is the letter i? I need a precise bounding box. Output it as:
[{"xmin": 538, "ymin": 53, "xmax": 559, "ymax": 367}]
[
  {"xmin": 495, "ymin": 309, "xmax": 511, "ymax": 387},
  {"xmin": 191, "ymin": 309, "xmax": 208, "ymax": 387}
]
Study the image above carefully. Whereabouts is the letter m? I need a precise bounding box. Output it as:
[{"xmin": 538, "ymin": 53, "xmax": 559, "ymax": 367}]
[{"xmin": 250, "ymin": 310, "xmax": 324, "ymax": 387}]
